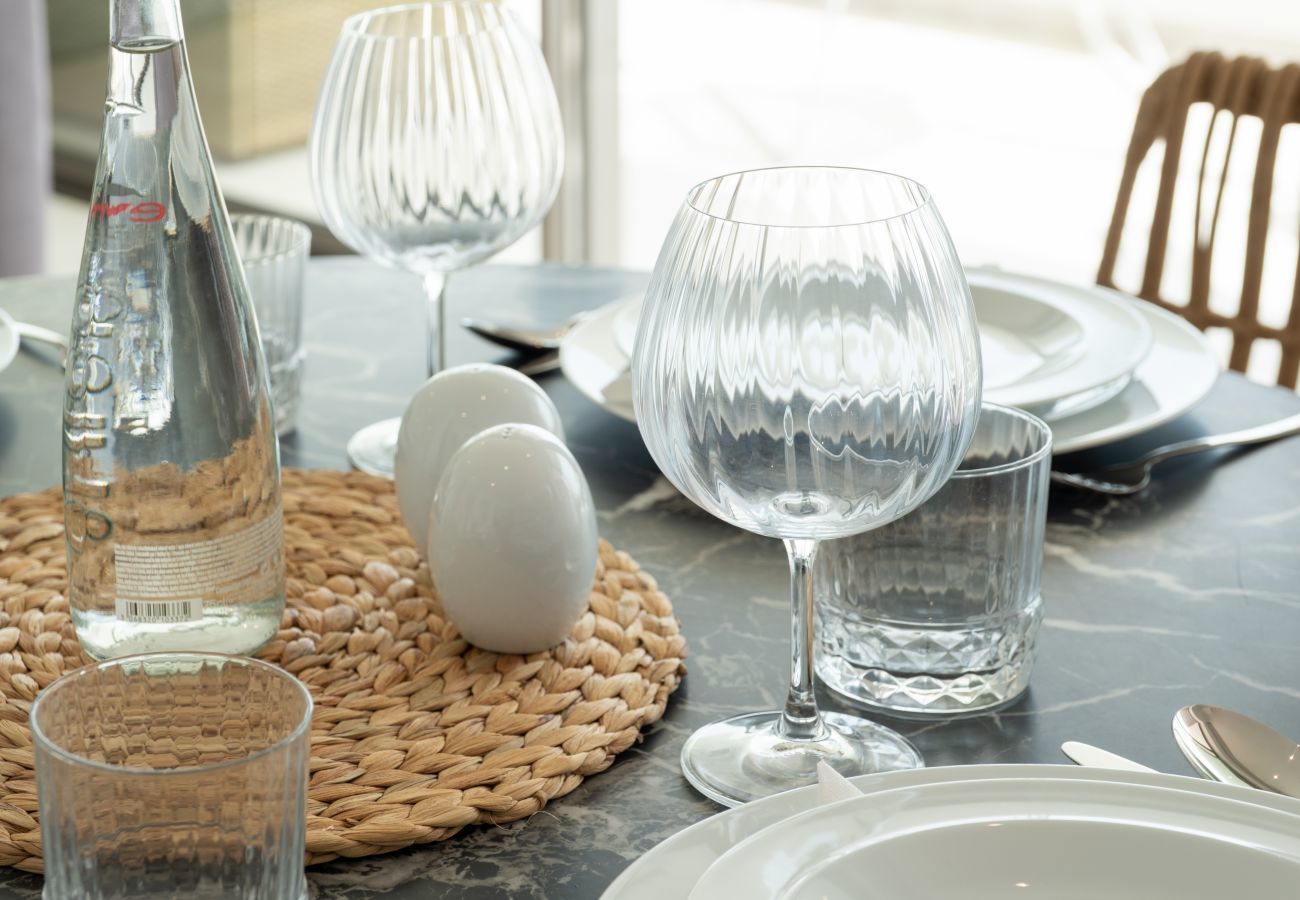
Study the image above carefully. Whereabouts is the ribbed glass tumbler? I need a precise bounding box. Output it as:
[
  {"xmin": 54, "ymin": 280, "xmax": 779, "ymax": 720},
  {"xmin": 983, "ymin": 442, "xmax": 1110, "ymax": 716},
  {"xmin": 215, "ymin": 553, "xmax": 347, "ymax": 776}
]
[
  {"xmin": 32, "ymin": 653, "xmax": 312, "ymax": 900},
  {"xmin": 231, "ymin": 214, "xmax": 311, "ymax": 437},
  {"xmin": 816, "ymin": 403, "xmax": 1052, "ymax": 717}
]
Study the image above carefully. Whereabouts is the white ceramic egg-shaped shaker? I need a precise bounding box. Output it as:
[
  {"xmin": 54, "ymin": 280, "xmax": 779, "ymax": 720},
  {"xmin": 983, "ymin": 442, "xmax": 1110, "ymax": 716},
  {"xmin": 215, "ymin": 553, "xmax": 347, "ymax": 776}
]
[
  {"xmin": 427, "ymin": 423, "xmax": 597, "ymax": 655},
  {"xmin": 394, "ymin": 364, "xmax": 564, "ymax": 555}
]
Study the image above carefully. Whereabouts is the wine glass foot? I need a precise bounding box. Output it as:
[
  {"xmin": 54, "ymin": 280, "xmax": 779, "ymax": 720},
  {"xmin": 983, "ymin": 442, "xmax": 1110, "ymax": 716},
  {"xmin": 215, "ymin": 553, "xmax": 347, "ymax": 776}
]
[
  {"xmin": 346, "ymin": 417, "xmax": 402, "ymax": 478},
  {"xmin": 680, "ymin": 710, "xmax": 923, "ymax": 807}
]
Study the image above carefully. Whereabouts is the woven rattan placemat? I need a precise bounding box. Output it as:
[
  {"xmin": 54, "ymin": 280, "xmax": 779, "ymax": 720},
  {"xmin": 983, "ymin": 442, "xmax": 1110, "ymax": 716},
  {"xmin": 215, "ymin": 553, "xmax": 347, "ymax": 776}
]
[{"xmin": 0, "ymin": 468, "xmax": 686, "ymax": 872}]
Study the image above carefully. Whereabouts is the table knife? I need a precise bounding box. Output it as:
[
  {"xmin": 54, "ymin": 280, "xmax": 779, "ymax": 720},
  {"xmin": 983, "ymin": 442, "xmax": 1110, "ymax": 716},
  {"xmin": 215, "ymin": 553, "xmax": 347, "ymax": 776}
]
[{"xmin": 1060, "ymin": 741, "xmax": 1158, "ymax": 773}]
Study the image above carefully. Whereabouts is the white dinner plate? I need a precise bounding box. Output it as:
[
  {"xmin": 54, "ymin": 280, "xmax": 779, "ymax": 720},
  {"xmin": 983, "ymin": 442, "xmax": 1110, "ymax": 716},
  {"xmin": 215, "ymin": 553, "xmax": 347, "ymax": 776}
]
[
  {"xmin": 561, "ymin": 283, "xmax": 1218, "ymax": 453},
  {"xmin": 607, "ymin": 272, "xmax": 1150, "ymax": 414},
  {"xmin": 689, "ymin": 776, "xmax": 1300, "ymax": 899},
  {"xmin": 596, "ymin": 271, "xmax": 1151, "ymax": 419},
  {"xmin": 599, "ymin": 765, "xmax": 1300, "ymax": 900},
  {"xmin": 612, "ymin": 299, "xmax": 639, "ymax": 358},
  {"xmin": 0, "ymin": 308, "xmax": 18, "ymax": 377},
  {"xmin": 1050, "ymin": 293, "xmax": 1217, "ymax": 453},
  {"xmin": 967, "ymin": 268, "xmax": 1152, "ymax": 413}
]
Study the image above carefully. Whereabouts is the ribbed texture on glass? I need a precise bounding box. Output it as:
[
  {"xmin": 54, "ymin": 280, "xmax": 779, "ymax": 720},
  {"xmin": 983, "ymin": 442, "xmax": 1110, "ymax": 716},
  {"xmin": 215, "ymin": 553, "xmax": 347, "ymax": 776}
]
[
  {"xmin": 34, "ymin": 654, "xmax": 311, "ymax": 900},
  {"xmin": 633, "ymin": 167, "xmax": 983, "ymax": 541},
  {"xmin": 232, "ymin": 215, "xmax": 311, "ymax": 436},
  {"xmin": 309, "ymin": 1, "xmax": 563, "ymax": 273}
]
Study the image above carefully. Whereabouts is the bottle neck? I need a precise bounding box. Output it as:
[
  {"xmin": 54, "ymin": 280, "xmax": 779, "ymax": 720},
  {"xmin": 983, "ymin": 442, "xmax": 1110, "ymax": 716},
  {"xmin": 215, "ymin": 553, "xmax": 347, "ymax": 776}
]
[{"xmin": 111, "ymin": 0, "xmax": 183, "ymax": 49}]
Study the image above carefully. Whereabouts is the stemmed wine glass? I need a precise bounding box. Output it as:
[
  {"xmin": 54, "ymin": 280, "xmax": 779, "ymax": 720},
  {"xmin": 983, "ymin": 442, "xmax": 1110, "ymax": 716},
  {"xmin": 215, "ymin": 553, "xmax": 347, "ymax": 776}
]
[
  {"xmin": 633, "ymin": 166, "xmax": 983, "ymax": 806},
  {"xmin": 310, "ymin": 1, "xmax": 564, "ymax": 476}
]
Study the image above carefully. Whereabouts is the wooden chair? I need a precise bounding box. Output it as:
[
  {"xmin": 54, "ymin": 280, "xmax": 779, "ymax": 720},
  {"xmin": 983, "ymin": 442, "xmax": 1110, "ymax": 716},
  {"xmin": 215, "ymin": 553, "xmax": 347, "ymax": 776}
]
[{"xmin": 1097, "ymin": 51, "xmax": 1300, "ymax": 388}]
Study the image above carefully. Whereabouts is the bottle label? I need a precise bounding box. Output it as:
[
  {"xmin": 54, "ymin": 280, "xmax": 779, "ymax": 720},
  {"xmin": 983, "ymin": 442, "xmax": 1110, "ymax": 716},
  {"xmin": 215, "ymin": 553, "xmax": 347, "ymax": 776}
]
[{"xmin": 113, "ymin": 507, "xmax": 284, "ymax": 623}]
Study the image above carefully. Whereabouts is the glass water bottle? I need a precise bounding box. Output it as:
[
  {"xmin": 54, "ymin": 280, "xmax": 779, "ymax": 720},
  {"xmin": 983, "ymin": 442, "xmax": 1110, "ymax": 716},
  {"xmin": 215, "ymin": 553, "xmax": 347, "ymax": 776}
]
[{"xmin": 63, "ymin": 0, "xmax": 285, "ymax": 658}]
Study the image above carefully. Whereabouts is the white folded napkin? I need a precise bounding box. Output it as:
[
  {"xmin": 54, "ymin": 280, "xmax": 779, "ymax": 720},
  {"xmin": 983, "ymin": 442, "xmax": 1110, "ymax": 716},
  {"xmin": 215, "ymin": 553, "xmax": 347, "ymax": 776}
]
[
  {"xmin": 601, "ymin": 372, "xmax": 633, "ymax": 405},
  {"xmin": 816, "ymin": 761, "xmax": 865, "ymax": 805}
]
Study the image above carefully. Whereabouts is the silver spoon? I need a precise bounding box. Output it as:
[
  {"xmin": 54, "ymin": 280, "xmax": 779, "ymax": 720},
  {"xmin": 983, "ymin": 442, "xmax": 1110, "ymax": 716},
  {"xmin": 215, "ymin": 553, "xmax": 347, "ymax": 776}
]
[
  {"xmin": 1173, "ymin": 705, "xmax": 1300, "ymax": 798},
  {"xmin": 461, "ymin": 310, "xmax": 591, "ymax": 354},
  {"xmin": 1051, "ymin": 411, "xmax": 1300, "ymax": 495}
]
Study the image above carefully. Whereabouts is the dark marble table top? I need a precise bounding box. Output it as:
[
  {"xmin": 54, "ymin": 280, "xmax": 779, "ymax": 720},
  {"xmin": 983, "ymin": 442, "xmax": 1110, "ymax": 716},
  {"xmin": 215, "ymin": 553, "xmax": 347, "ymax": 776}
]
[{"xmin": 2, "ymin": 258, "xmax": 1300, "ymax": 898}]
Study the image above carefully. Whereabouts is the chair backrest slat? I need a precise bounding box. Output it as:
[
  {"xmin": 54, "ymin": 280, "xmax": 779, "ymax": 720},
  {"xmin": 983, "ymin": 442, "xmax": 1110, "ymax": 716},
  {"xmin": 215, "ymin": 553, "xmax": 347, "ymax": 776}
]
[
  {"xmin": 1140, "ymin": 55, "xmax": 1206, "ymax": 301},
  {"xmin": 1098, "ymin": 52, "xmax": 1300, "ymax": 389},
  {"xmin": 1189, "ymin": 57, "xmax": 1252, "ymax": 318},
  {"xmin": 1236, "ymin": 65, "xmax": 1299, "ymax": 368}
]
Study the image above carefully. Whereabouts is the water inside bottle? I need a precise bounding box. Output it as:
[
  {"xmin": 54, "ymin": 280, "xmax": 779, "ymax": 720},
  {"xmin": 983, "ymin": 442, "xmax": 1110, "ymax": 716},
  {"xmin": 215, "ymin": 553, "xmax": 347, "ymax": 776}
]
[{"xmin": 64, "ymin": 29, "xmax": 285, "ymax": 658}]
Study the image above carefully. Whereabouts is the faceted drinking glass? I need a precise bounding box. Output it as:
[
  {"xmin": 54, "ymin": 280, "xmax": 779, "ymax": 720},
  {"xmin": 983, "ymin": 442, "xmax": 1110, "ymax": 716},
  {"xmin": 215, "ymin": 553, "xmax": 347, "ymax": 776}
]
[
  {"xmin": 633, "ymin": 166, "xmax": 982, "ymax": 805},
  {"xmin": 310, "ymin": 0, "xmax": 564, "ymax": 476},
  {"xmin": 33, "ymin": 653, "xmax": 312, "ymax": 900},
  {"xmin": 817, "ymin": 403, "xmax": 1052, "ymax": 716}
]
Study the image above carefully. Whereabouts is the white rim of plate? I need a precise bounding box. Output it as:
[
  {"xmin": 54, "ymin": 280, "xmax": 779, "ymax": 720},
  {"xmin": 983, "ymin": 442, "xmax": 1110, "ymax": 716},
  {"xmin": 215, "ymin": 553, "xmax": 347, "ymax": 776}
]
[
  {"xmin": 602, "ymin": 270, "xmax": 1153, "ymax": 414},
  {"xmin": 1049, "ymin": 293, "xmax": 1218, "ymax": 453},
  {"xmin": 612, "ymin": 300, "xmax": 639, "ymax": 358},
  {"xmin": 688, "ymin": 774, "xmax": 1300, "ymax": 899},
  {"xmin": 560, "ymin": 284, "xmax": 1220, "ymax": 453},
  {"xmin": 599, "ymin": 764, "xmax": 1300, "ymax": 900},
  {"xmin": 0, "ymin": 307, "xmax": 19, "ymax": 376},
  {"xmin": 967, "ymin": 268, "xmax": 1153, "ymax": 410}
]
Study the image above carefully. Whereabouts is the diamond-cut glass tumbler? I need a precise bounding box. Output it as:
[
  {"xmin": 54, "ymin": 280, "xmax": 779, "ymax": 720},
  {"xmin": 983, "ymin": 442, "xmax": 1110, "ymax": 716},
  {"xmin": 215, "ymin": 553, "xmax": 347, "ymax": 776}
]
[
  {"xmin": 816, "ymin": 403, "xmax": 1051, "ymax": 716},
  {"xmin": 32, "ymin": 653, "xmax": 312, "ymax": 899}
]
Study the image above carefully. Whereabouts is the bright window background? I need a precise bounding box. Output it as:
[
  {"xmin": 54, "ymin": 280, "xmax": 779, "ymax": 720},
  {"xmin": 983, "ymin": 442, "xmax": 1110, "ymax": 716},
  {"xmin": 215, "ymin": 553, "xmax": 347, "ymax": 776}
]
[
  {"xmin": 608, "ymin": 0, "xmax": 1298, "ymax": 382},
  {"xmin": 43, "ymin": 0, "xmax": 1298, "ymax": 384},
  {"xmin": 614, "ymin": 0, "xmax": 1294, "ymax": 277}
]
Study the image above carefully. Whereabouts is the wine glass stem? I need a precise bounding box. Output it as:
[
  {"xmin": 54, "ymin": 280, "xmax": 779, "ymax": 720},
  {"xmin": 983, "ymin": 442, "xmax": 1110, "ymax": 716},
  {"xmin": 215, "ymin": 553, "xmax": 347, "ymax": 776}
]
[
  {"xmin": 781, "ymin": 538, "xmax": 827, "ymax": 741},
  {"xmin": 424, "ymin": 271, "xmax": 448, "ymax": 378}
]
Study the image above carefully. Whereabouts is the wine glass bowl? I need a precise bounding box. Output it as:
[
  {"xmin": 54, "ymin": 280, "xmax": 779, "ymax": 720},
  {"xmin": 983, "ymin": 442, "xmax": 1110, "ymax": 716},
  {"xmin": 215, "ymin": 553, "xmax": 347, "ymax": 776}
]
[
  {"xmin": 311, "ymin": 2, "xmax": 562, "ymax": 271},
  {"xmin": 633, "ymin": 166, "xmax": 982, "ymax": 805},
  {"xmin": 310, "ymin": 1, "xmax": 564, "ymax": 475}
]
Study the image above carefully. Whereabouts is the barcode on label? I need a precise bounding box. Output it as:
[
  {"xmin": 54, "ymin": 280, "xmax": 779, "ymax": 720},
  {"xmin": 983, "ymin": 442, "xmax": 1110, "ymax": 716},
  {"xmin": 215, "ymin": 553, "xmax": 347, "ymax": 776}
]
[{"xmin": 114, "ymin": 598, "xmax": 204, "ymax": 624}]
